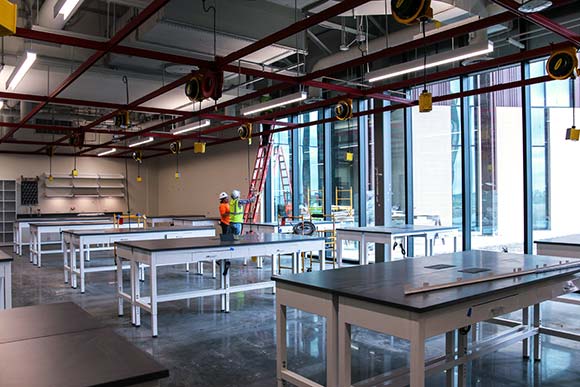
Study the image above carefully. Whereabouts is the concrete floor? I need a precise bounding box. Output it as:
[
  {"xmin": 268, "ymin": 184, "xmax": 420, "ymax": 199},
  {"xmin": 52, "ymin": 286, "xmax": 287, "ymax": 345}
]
[{"xmin": 5, "ymin": 246, "xmax": 580, "ymax": 387}]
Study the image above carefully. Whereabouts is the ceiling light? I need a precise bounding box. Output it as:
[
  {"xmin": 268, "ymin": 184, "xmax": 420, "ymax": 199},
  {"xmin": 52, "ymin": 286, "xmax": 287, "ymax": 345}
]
[
  {"xmin": 6, "ymin": 51, "xmax": 37, "ymax": 91},
  {"xmin": 367, "ymin": 41, "xmax": 494, "ymax": 83},
  {"xmin": 0, "ymin": 101, "xmax": 3, "ymax": 109},
  {"xmin": 129, "ymin": 137, "xmax": 154, "ymax": 148},
  {"xmin": 170, "ymin": 119, "xmax": 211, "ymax": 135},
  {"xmin": 54, "ymin": 0, "xmax": 83, "ymax": 20},
  {"xmin": 97, "ymin": 148, "xmax": 116, "ymax": 157},
  {"xmin": 241, "ymin": 91, "xmax": 307, "ymax": 116},
  {"xmin": 518, "ymin": 0, "xmax": 552, "ymax": 13},
  {"xmin": 507, "ymin": 37, "xmax": 525, "ymax": 49}
]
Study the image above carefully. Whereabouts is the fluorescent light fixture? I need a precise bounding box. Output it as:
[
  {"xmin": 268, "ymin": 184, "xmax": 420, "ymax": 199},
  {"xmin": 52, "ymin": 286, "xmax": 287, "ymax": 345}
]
[
  {"xmin": 170, "ymin": 119, "xmax": 211, "ymax": 135},
  {"xmin": 0, "ymin": 101, "xmax": 3, "ymax": 109},
  {"xmin": 518, "ymin": 0, "xmax": 552, "ymax": 13},
  {"xmin": 367, "ymin": 41, "xmax": 494, "ymax": 83},
  {"xmin": 97, "ymin": 148, "xmax": 116, "ymax": 157},
  {"xmin": 6, "ymin": 51, "xmax": 37, "ymax": 91},
  {"xmin": 129, "ymin": 137, "xmax": 154, "ymax": 148},
  {"xmin": 507, "ymin": 37, "xmax": 525, "ymax": 49},
  {"xmin": 54, "ymin": 0, "xmax": 83, "ymax": 19},
  {"xmin": 241, "ymin": 91, "xmax": 307, "ymax": 116}
]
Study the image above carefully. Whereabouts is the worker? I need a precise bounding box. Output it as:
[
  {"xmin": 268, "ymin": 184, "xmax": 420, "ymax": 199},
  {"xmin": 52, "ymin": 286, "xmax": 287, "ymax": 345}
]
[
  {"xmin": 229, "ymin": 189, "xmax": 255, "ymax": 236},
  {"xmin": 218, "ymin": 192, "xmax": 230, "ymax": 234}
]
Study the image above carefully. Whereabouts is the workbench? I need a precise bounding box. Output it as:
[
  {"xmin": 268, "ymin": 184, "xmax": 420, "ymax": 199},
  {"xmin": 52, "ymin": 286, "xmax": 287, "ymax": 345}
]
[
  {"xmin": 273, "ymin": 250, "xmax": 580, "ymax": 387},
  {"xmin": 13, "ymin": 215, "xmax": 110, "ymax": 255},
  {"xmin": 243, "ymin": 220, "xmax": 335, "ymax": 234},
  {"xmin": 0, "ymin": 250, "xmax": 12, "ymax": 310},
  {"xmin": 63, "ymin": 225, "xmax": 216, "ymax": 293},
  {"xmin": 146, "ymin": 214, "xmax": 205, "ymax": 227},
  {"xmin": 29, "ymin": 220, "xmax": 141, "ymax": 267},
  {"xmin": 0, "ymin": 302, "xmax": 169, "ymax": 386},
  {"xmin": 172, "ymin": 216, "xmax": 220, "ymax": 228},
  {"xmin": 115, "ymin": 233, "xmax": 326, "ymax": 337},
  {"xmin": 336, "ymin": 224, "xmax": 459, "ymax": 265}
]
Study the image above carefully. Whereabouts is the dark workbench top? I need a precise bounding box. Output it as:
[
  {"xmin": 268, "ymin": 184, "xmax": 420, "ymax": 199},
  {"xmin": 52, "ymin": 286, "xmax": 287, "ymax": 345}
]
[
  {"xmin": 116, "ymin": 233, "xmax": 325, "ymax": 253},
  {"xmin": 28, "ymin": 220, "xmax": 113, "ymax": 227},
  {"xmin": 273, "ymin": 250, "xmax": 580, "ymax": 313},
  {"xmin": 0, "ymin": 302, "xmax": 169, "ymax": 386},
  {"xmin": 0, "ymin": 250, "xmax": 13, "ymax": 262},
  {"xmin": 62, "ymin": 225, "xmax": 215, "ymax": 236}
]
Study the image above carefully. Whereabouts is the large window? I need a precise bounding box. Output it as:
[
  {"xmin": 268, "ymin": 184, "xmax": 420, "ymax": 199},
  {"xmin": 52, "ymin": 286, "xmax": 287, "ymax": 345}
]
[
  {"xmin": 466, "ymin": 65, "xmax": 524, "ymax": 253},
  {"xmin": 390, "ymin": 108, "xmax": 406, "ymax": 225},
  {"xmin": 296, "ymin": 111, "xmax": 324, "ymax": 216},
  {"xmin": 530, "ymin": 58, "xmax": 580, "ymax": 245},
  {"xmin": 331, "ymin": 107, "xmax": 360, "ymax": 225},
  {"xmin": 410, "ymin": 79, "xmax": 463, "ymax": 253}
]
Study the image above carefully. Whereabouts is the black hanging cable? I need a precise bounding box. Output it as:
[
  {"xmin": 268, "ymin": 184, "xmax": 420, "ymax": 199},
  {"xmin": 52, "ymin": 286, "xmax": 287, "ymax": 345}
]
[
  {"xmin": 122, "ymin": 76, "xmax": 131, "ymax": 227},
  {"xmin": 202, "ymin": 0, "xmax": 217, "ymax": 59},
  {"xmin": 422, "ymin": 20, "xmax": 427, "ymax": 93}
]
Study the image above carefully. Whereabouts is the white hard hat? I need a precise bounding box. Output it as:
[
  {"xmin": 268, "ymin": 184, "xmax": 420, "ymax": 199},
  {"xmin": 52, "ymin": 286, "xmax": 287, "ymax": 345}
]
[
  {"xmin": 219, "ymin": 192, "xmax": 228, "ymax": 200},
  {"xmin": 231, "ymin": 189, "xmax": 240, "ymax": 199}
]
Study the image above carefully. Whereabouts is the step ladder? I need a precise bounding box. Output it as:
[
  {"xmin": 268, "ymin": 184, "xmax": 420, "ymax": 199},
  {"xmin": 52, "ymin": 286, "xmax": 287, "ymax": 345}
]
[
  {"xmin": 244, "ymin": 134, "xmax": 273, "ymax": 223},
  {"xmin": 276, "ymin": 145, "xmax": 292, "ymax": 214}
]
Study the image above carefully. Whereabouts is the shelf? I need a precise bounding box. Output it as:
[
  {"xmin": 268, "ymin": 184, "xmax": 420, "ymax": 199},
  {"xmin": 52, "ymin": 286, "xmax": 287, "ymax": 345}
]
[{"xmin": 99, "ymin": 185, "xmax": 125, "ymax": 189}]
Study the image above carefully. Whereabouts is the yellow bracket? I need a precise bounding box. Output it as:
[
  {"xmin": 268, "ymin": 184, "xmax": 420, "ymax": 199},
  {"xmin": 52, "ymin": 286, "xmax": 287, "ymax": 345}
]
[{"xmin": 0, "ymin": 0, "xmax": 16, "ymax": 37}]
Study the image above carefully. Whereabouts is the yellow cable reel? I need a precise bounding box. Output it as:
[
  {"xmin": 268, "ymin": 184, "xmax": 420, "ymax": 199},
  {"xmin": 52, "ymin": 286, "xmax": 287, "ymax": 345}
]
[
  {"xmin": 547, "ymin": 46, "xmax": 579, "ymax": 80},
  {"xmin": 335, "ymin": 98, "xmax": 353, "ymax": 121},
  {"xmin": 391, "ymin": 0, "xmax": 433, "ymax": 25},
  {"xmin": 238, "ymin": 123, "xmax": 253, "ymax": 144},
  {"xmin": 185, "ymin": 74, "xmax": 205, "ymax": 102},
  {"xmin": 169, "ymin": 141, "xmax": 181, "ymax": 154}
]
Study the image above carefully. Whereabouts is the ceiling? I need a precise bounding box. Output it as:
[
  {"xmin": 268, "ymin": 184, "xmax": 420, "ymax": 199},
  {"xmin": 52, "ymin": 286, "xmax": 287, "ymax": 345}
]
[{"xmin": 0, "ymin": 0, "xmax": 578, "ymax": 158}]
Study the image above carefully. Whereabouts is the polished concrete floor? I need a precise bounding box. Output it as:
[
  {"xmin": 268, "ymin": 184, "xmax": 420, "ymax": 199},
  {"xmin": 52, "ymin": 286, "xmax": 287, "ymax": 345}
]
[{"xmin": 5, "ymin": 246, "xmax": 580, "ymax": 386}]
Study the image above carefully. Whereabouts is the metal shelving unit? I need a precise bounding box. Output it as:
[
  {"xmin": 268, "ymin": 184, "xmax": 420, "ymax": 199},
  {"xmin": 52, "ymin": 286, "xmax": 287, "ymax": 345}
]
[
  {"xmin": 0, "ymin": 180, "xmax": 16, "ymax": 246},
  {"xmin": 43, "ymin": 173, "xmax": 126, "ymax": 198}
]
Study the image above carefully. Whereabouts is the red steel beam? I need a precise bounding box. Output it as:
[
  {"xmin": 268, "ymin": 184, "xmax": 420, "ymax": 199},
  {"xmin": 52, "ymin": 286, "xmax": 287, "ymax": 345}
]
[
  {"xmin": 490, "ymin": 0, "xmax": 580, "ymax": 47},
  {"xmin": 0, "ymin": 0, "xmax": 172, "ymax": 144},
  {"xmin": 0, "ymin": 91, "xmax": 188, "ymax": 116},
  {"xmin": 216, "ymin": 0, "xmax": 373, "ymax": 67}
]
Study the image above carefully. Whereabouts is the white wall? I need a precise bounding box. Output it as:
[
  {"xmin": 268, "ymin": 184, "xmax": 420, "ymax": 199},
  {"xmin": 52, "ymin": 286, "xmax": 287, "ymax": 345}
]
[
  {"xmin": 0, "ymin": 154, "xmax": 153, "ymax": 215},
  {"xmin": 154, "ymin": 140, "xmax": 258, "ymax": 217}
]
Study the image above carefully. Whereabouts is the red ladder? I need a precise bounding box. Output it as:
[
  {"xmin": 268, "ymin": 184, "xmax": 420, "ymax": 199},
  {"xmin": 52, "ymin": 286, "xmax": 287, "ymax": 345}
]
[{"xmin": 244, "ymin": 134, "xmax": 273, "ymax": 223}]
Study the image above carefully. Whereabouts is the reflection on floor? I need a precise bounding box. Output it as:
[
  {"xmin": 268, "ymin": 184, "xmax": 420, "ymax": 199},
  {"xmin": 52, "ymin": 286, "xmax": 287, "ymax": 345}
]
[{"xmin": 5, "ymin": 247, "xmax": 580, "ymax": 386}]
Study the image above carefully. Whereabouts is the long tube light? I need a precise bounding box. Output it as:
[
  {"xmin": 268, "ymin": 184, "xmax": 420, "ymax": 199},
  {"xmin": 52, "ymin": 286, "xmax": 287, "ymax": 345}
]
[
  {"xmin": 171, "ymin": 119, "xmax": 211, "ymax": 135},
  {"xmin": 6, "ymin": 52, "xmax": 37, "ymax": 91},
  {"xmin": 129, "ymin": 137, "xmax": 154, "ymax": 148},
  {"xmin": 0, "ymin": 101, "xmax": 3, "ymax": 109},
  {"xmin": 241, "ymin": 91, "xmax": 307, "ymax": 116},
  {"xmin": 97, "ymin": 148, "xmax": 116, "ymax": 157},
  {"xmin": 54, "ymin": 0, "xmax": 83, "ymax": 19},
  {"xmin": 367, "ymin": 41, "xmax": 494, "ymax": 83}
]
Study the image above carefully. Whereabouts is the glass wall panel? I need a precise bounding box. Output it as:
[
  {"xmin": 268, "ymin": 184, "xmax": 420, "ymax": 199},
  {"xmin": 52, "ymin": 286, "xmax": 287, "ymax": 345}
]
[
  {"xmin": 410, "ymin": 79, "xmax": 463, "ymax": 255},
  {"xmin": 331, "ymin": 110, "xmax": 360, "ymax": 225},
  {"xmin": 466, "ymin": 65, "xmax": 524, "ymax": 252},
  {"xmin": 390, "ymin": 108, "xmax": 406, "ymax": 225},
  {"xmin": 531, "ymin": 57, "xmax": 580, "ymax": 245},
  {"xmin": 269, "ymin": 118, "xmax": 292, "ymax": 221},
  {"xmin": 296, "ymin": 111, "xmax": 324, "ymax": 216}
]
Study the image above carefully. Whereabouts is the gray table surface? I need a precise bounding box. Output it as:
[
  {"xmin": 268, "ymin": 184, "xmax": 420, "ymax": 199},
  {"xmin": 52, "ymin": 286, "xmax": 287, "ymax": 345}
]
[
  {"xmin": 535, "ymin": 234, "xmax": 580, "ymax": 246},
  {"xmin": 116, "ymin": 233, "xmax": 325, "ymax": 253},
  {"xmin": 28, "ymin": 220, "xmax": 113, "ymax": 227},
  {"xmin": 273, "ymin": 250, "xmax": 580, "ymax": 312},
  {"xmin": 0, "ymin": 250, "xmax": 13, "ymax": 262},
  {"xmin": 336, "ymin": 225, "xmax": 458, "ymax": 234},
  {"xmin": 62, "ymin": 225, "xmax": 215, "ymax": 236}
]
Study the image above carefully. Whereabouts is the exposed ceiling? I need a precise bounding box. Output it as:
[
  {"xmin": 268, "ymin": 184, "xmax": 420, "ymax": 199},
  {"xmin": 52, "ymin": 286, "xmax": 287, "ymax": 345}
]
[{"xmin": 0, "ymin": 0, "xmax": 578, "ymax": 158}]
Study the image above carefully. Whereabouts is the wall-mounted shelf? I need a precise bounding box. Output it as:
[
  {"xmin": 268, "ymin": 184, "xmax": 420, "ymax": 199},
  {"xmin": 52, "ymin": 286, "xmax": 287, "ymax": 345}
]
[
  {"xmin": 0, "ymin": 180, "xmax": 16, "ymax": 246},
  {"xmin": 43, "ymin": 173, "xmax": 126, "ymax": 199}
]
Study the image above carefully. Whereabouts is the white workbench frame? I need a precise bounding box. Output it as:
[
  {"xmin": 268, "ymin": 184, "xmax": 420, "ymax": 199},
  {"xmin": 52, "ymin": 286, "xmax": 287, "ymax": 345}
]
[
  {"xmin": 172, "ymin": 218, "xmax": 219, "ymax": 228},
  {"xmin": 29, "ymin": 222, "xmax": 140, "ymax": 267},
  {"xmin": 336, "ymin": 226, "xmax": 459, "ymax": 266},
  {"xmin": 243, "ymin": 222, "xmax": 335, "ymax": 234},
  {"xmin": 63, "ymin": 227, "xmax": 216, "ymax": 293},
  {"xmin": 116, "ymin": 237, "xmax": 325, "ymax": 337},
  {"xmin": 0, "ymin": 255, "xmax": 12, "ymax": 310},
  {"xmin": 276, "ymin": 274, "xmax": 580, "ymax": 387},
  {"xmin": 13, "ymin": 217, "xmax": 109, "ymax": 255}
]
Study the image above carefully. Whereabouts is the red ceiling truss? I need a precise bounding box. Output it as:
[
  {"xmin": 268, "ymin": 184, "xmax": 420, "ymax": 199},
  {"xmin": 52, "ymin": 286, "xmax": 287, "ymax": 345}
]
[{"xmin": 0, "ymin": 0, "xmax": 576, "ymax": 157}]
